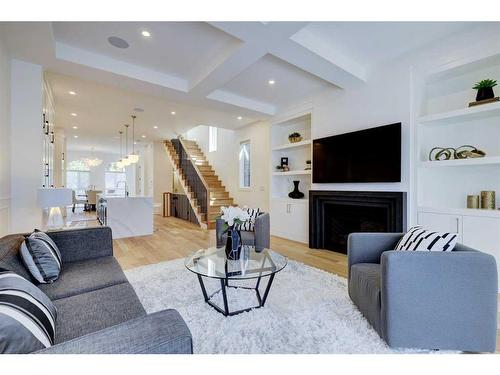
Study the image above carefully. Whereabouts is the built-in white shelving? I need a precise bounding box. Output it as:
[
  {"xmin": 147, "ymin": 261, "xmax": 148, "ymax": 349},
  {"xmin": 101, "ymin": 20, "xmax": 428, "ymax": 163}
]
[
  {"xmin": 418, "ymin": 101, "xmax": 500, "ymax": 125},
  {"xmin": 418, "ymin": 206, "xmax": 500, "ymax": 218},
  {"xmin": 272, "ymin": 170, "xmax": 312, "ymax": 176},
  {"xmin": 419, "ymin": 156, "xmax": 500, "ymax": 168},
  {"xmin": 270, "ymin": 110, "xmax": 312, "ymax": 244},
  {"xmin": 271, "ymin": 139, "xmax": 312, "ymax": 151}
]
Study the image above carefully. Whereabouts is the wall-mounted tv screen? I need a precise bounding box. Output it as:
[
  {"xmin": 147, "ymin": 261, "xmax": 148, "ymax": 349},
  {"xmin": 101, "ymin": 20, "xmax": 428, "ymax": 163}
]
[{"xmin": 313, "ymin": 123, "xmax": 401, "ymax": 183}]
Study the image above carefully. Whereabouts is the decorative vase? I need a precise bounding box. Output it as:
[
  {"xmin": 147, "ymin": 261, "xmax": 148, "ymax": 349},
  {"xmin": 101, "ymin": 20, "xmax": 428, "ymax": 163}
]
[
  {"xmin": 467, "ymin": 195, "xmax": 480, "ymax": 209},
  {"xmin": 480, "ymin": 191, "xmax": 496, "ymax": 210},
  {"xmin": 225, "ymin": 228, "xmax": 242, "ymax": 260},
  {"xmin": 476, "ymin": 87, "xmax": 495, "ymax": 102},
  {"xmin": 288, "ymin": 180, "xmax": 305, "ymax": 199}
]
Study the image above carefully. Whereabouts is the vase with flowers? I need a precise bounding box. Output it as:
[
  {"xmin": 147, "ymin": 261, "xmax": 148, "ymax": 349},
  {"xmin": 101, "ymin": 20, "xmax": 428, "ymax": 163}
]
[{"xmin": 218, "ymin": 206, "xmax": 250, "ymax": 260}]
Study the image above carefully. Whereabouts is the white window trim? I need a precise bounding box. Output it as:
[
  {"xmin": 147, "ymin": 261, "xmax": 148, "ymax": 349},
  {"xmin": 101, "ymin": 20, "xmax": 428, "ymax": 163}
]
[{"xmin": 209, "ymin": 126, "xmax": 217, "ymax": 152}]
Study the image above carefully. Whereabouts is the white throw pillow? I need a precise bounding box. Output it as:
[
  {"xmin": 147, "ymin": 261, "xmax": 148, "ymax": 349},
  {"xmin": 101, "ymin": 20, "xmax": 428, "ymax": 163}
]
[{"xmin": 395, "ymin": 226, "xmax": 458, "ymax": 252}]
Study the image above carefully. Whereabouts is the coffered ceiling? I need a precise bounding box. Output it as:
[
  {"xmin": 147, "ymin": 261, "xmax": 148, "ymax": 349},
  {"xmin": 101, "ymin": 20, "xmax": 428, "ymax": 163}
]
[{"xmin": 0, "ymin": 21, "xmax": 477, "ymax": 152}]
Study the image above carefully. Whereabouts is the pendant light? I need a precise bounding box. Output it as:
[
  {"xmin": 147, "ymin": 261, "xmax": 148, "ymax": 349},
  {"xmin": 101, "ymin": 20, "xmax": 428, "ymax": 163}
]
[
  {"xmin": 84, "ymin": 147, "xmax": 103, "ymax": 167},
  {"xmin": 128, "ymin": 115, "xmax": 140, "ymax": 164},
  {"xmin": 121, "ymin": 124, "xmax": 131, "ymax": 166},
  {"xmin": 116, "ymin": 131, "xmax": 124, "ymax": 169}
]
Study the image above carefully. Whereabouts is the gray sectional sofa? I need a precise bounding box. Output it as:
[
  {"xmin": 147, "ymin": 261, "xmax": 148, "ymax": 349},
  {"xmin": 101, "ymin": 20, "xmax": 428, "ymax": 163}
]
[
  {"xmin": 347, "ymin": 232, "xmax": 498, "ymax": 353},
  {"xmin": 0, "ymin": 226, "xmax": 193, "ymax": 354}
]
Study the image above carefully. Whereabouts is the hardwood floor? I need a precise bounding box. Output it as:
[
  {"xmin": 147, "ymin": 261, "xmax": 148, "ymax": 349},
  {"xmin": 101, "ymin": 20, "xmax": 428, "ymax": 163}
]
[{"xmin": 113, "ymin": 215, "xmax": 498, "ymax": 353}]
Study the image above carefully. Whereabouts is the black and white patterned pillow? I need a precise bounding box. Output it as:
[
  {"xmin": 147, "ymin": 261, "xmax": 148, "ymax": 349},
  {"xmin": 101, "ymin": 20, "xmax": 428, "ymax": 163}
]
[
  {"xmin": 0, "ymin": 268, "xmax": 57, "ymax": 353},
  {"xmin": 395, "ymin": 226, "xmax": 458, "ymax": 252},
  {"xmin": 234, "ymin": 208, "xmax": 261, "ymax": 232},
  {"xmin": 20, "ymin": 230, "xmax": 62, "ymax": 284}
]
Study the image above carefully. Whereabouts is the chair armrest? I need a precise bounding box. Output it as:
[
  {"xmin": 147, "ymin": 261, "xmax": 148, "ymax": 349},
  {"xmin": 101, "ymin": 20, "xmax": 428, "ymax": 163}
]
[
  {"xmin": 347, "ymin": 232, "xmax": 403, "ymax": 279},
  {"xmin": 381, "ymin": 250, "xmax": 498, "ymax": 352},
  {"xmin": 47, "ymin": 227, "xmax": 113, "ymax": 263},
  {"xmin": 216, "ymin": 218, "xmax": 226, "ymax": 247},
  {"xmin": 254, "ymin": 213, "xmax": 270, "ymax": 249},
  {"xmin": 36, "ymin": 309, "xmax": 193, "ymax": 354}
]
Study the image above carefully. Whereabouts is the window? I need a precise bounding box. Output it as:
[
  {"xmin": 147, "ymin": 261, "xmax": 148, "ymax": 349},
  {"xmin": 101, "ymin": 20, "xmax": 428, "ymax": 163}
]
[
  {"xmin": 66, "ymin": 159, "xmax": 90, "ymax": 194},
  {"xmin": 239, "ymin": 140, "xmax": 251, "ymax": 188},
  {"xmin": 209, "ymin": 126, "xmax": 217, "ymax": 152},
  {"xmin": 105, "ymin": 163, "xmax": 126, "ymax": 196}
]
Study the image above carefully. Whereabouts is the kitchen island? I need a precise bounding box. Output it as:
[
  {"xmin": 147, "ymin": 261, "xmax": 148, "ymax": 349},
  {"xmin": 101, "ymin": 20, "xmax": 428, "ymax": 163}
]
[{"xmin": 98, "ymin": 195, "xmax": 153, "ymax": 239}]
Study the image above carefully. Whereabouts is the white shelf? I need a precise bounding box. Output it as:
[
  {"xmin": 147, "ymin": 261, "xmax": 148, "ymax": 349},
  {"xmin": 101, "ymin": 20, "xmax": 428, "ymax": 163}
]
[
  {"xmin": 419, "ymin": 156, "xmax": 500, "ymax": 168},
  {"xmin": 418, "ymin": 206, "xmax": 500, "ymax": 219},
  {"xmin": 271, "ymin": 197, "xmax": 309, "ymax": 204},
  {"xmin": 271, "ymin": 139, "xmax": 312, "ymax": 151},
  {"xmin": 272, "ymin": 170, "xmax": 312, "ymax": 176},
  {"xmin": 418, "ymin": 101, "xmax": 500, "ymax": 125}
]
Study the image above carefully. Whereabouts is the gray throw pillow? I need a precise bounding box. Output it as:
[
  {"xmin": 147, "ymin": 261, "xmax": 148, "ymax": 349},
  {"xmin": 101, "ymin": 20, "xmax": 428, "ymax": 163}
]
[
  {"xmin": 0, "ymin": 268, "xmax": 57, "ymax": 353},
  {"xmin": 20, "ymin": 231, "xmax": 62, "ymax": 284}
]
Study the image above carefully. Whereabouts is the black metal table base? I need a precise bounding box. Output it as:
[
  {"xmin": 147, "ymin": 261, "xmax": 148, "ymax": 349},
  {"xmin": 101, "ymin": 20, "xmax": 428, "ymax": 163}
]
[{"xmin": 197, "ymin": 274, "xmax": 276, "ymax": 317}]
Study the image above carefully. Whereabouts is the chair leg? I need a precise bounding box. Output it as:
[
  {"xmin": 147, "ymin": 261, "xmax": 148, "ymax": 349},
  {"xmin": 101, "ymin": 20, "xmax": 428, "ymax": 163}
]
[{"xmin": 72, "ymin": 204, "xmax": 75, "ymax": 213}]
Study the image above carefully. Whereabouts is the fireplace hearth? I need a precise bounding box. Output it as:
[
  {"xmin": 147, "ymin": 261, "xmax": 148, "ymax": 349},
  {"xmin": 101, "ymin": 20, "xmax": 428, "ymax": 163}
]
[{"xmin": 309, "ymin": 191, "xmax": 406, "ymax": 253}]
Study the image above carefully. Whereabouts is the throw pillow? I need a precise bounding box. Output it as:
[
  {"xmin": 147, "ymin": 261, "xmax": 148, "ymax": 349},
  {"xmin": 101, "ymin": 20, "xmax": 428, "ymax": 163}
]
[
  {"xmin": 395, "ymin": 226, "xmax": 457, "ymax": 252},
  {"xmin": 234, "ymin": 208, "xmax": 261, "ymax": 232},
  {"xmin": 0, "ymin": 268, "xmax": 57, "ymax": 353},
  {"xmin": 20, "ymin": 230, "xmax": 62, "ymax": 284}
]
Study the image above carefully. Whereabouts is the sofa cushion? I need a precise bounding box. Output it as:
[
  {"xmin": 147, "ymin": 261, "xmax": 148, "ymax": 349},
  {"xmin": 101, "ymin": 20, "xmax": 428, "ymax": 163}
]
[
  {"xmin": 38, "ymin": 257, "xmax": 128, "ymax": 300},
  {"xmin": 53, "ymin": 283, "xmax": 146, "ymax": 344},
  {"xmin": 0, "ymin": 234, "xmax": 32, "ymax": 281},
  {"xmin": 348, "ymin": 263, "xmax": 382, "ymax": 334}
]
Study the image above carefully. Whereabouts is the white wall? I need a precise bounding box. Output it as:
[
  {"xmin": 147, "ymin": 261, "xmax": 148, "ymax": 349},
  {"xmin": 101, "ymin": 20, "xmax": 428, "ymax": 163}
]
[
  {"xmin": 10, "ymin": 60, "xmax": 44, "ymax": 232},
  {"xmin": 152, "ymin": 141, "xmax": 173, "ymax": 211},
  {"xmin": 0, "ymin": 39, "xmax": 11, "ymax": 236},
  {"xmin": 186, "ymin": 121, "xmax": 270, "ymax": 212}
]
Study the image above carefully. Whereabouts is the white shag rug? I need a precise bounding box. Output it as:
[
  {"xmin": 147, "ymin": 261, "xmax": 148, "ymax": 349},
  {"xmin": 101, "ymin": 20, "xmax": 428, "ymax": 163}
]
[{"xmin": 125, "ymin": 258, "xmax": 438, "ymax": 354}]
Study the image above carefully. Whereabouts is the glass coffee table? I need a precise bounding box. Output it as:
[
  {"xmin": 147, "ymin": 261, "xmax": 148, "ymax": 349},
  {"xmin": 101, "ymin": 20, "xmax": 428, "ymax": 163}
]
[{"xmin": 185, "ymin": 246, "xmax": 287, "ymax": 316}]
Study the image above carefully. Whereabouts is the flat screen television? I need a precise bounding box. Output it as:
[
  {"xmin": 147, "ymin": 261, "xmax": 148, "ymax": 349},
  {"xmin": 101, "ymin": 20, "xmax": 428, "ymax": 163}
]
[{"xmin": 313, "ymin": 123, "xmax": 401, "ymax": 183}]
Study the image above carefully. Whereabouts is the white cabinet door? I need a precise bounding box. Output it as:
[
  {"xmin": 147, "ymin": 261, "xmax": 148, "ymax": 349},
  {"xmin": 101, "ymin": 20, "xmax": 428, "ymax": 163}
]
[
  {"xmin": 462, "ymin": 216, "xmax": 500, "ymax": 287},
  {"xmin": 288, "ymin": 201, "xmax": 308, "ymax": 243},
  {"xmin": 270, "ymin": 199, "xmax": 308, "ymax": 244},
  {"xmin": 417, "ymin": 212, "xmax": 462, "ymax": 242}
]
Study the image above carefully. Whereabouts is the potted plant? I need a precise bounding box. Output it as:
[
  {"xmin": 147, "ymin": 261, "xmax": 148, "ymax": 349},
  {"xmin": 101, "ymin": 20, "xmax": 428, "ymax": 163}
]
[
  {"xmin": 288, "ymin": 132, "xmax": 302, "ymax": 143},
  {"xmin": 218, "ymin": 206, "xmax": 250, "ymax": 259},
  {"xmin": 473, "ymin": 79, "xmax": 497, "ymax": 102}
]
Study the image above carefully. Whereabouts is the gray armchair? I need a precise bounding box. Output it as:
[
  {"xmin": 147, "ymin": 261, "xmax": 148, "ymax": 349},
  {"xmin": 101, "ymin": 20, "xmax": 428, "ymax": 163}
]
[
  {"xmin": 216, "ymin": 212, "xmax": 270, "ymax": 249},
  {"xmin": 347, "ymin": 232, "xmax": 498, "ymax": 352}
]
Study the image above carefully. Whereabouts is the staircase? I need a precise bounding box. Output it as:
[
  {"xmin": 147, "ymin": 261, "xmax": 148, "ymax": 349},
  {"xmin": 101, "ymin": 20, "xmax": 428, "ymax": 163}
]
[{"xmin": 165, "ymin": 138, "xmax": 235, "ymax": 229}]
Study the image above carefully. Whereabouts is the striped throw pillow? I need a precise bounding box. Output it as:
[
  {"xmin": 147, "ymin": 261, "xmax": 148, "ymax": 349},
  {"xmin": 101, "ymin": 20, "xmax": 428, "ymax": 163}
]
[
  {"xmin": 0, "ymin": 268, "xmax": 57, "ymax": 353},
  {"xmin": 395, "ymin": 226, "xmax": 457, "ymax": 252},
  {"xmin": 20, "ymin": 231, "xmax": 62, "ymax": 284},
  {"xmin": 234, "ymin": 208, "xmax": 261, "ymax": 232}
]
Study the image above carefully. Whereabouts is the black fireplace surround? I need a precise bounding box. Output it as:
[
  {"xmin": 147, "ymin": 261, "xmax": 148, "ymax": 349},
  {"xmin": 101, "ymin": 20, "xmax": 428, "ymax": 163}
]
[{"xmin": 309, "ymin": 191, "xmax": 406, "ymax": 254}]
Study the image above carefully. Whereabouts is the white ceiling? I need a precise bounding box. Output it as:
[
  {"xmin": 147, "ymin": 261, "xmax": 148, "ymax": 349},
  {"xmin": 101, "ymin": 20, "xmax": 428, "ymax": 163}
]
[{"xmin": 0, "ymin": 21, "xmax": 487, "ymax": 153}]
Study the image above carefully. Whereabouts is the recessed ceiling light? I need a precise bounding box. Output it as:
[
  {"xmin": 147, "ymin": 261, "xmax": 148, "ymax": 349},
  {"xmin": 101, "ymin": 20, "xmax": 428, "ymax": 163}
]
[
  {"xmin": 171, "ymin": 111, "xmax": 176, "ymax": 115},
  {"xmin": 141, "ymin": 30, "xmax": 151, "ymax": 37},
  {"xmin": 153, "ymin": 126, "xmax": 158, "ymax": 129},
  {"xmin": 71, "ymin": 113, "xmax": 77, "ymax": 117},
  {"xmin": 72, "ymin": 126, "xmax": 78, "ymax": 129},
  {"xmin": 73, "ymin": 135, "xmax": 78, "ymax": 139},
  {"xmin": 268, "ymin": 79, "xmax": 275, "ymax": 85},
  {"xmin": 108, "ymin": 36, "xmax": 129, "ymax": 49},
  {"xmin": 237, "ymin": 116, "xmax": 243, "ymax": 120},
  {"xmin": 142, "ymin": 135, "xmax": 146, "ymax": 138},
  {"xmin": 68, "ymin": 91, "xmax": 76, "ymax": 95}
]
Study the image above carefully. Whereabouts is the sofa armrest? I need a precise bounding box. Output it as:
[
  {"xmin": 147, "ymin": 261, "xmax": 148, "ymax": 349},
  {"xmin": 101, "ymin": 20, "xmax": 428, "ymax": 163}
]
[
  {"xmin": 47, "ymin": 227, "xmax": 113, "ymax": 263},
  {"xmin": 36, "ymin": 309, "xmax": 193, "ymax": 354},
  {"xmin": 347, "ymin": 232, "xmax": 403, "ymax": 279},
  {"xmin": 254, "ymin": 213, "xmax": 270, "ymax": 249},
  {"xmin": 381, "ymin": 250, "xmax": 498, "ymax": 352}
]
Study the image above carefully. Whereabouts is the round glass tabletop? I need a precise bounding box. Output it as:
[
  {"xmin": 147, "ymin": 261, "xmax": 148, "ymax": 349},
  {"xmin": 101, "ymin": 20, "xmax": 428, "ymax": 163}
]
[{"xmin": 185, "ymin": 246, "xmax": 287, "ymax": 280}]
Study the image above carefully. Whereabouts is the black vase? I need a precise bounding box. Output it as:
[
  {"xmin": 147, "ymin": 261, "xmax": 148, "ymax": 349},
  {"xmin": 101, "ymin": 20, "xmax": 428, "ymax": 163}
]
[
  {"xmin": 225, "ymin": 228, "xmax": 242, "ymax": 260},
  {"xmin": 288, "ymin": 180, "xmax": 305, "ymax": 199},
  {"xmin": 476, "ymin": 87, "xmax": 495, "ymax": 102}
]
